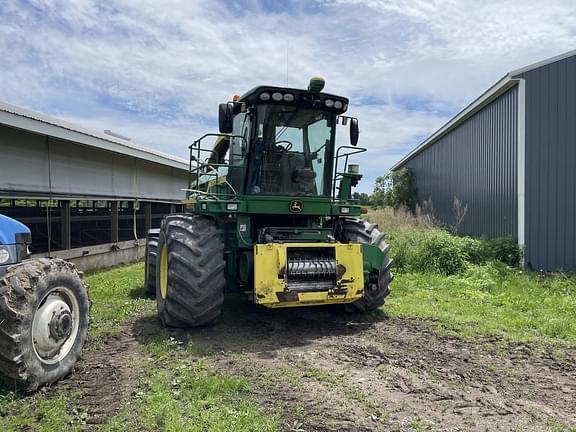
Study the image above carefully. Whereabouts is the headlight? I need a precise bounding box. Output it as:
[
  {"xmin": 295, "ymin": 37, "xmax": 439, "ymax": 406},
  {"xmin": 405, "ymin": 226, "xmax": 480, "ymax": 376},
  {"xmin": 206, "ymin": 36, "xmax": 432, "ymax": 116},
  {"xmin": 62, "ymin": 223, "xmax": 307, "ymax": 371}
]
[
  {"xmin": 272, "ymin": 92, "xmax": 283, "ymax": 101},
  {"xmin": 324, "ymin": 99, "xmax": 334, "ymax": 108},
  {"xmin": 259, "ymin": 92, "xmax": 271, "ymax": 101},
  {"xmin": 0, "ymin": 248, "xmax": 10, "ymax": 264},
  {"xmin": 283, "ymin": 93, "xmax": 295, "ymax": 102},
  {"xmin": 334, "ymin": 100, "xmax": 343, "ymax": 109},
  {"xmin": 0, "ymin": 245, "xmax": 16, "ymax": 265},
  {"xmin": 226, "ymin": 203, "xmax": 238, "ymax": 211}
]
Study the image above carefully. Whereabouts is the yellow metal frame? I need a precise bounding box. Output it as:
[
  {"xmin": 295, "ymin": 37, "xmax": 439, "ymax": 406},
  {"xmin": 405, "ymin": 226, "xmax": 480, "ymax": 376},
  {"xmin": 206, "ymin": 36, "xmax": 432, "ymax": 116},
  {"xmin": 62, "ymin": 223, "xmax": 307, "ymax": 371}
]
[
  {"xmin": 160, "ymin": 244, "xmax": 168, "ymax": 299},
  {"xmin": 254, "ymin": 243, "xmax": 364, "ymax": 308},
  {"xmin": 182, "ymin": 198, "xmax": 197, "ymax": 205},
  {"xmin": 206, "ymin": 175, "xmax": 228, "ymax": 190}
]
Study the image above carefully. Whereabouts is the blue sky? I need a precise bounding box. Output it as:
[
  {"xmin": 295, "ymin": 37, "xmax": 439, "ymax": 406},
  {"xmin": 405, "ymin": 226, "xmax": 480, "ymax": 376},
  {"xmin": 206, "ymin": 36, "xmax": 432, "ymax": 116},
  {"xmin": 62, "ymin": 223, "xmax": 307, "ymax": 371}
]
[{"xmin": 1, "ymin": 0, "xmax": 575, "ymax": 192}]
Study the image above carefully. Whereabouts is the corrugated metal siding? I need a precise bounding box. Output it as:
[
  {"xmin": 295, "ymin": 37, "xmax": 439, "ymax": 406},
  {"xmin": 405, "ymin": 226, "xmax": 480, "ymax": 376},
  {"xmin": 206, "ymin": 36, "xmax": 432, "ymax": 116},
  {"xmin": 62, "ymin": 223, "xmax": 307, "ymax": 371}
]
[
  {"xmin": 0, "ymin": 101, "xmax": 188, "ymax": 170},
  {"xmin": 403, "ymin": 86, "xmax": 518, "ymax": 238},
  {"xmin": 0, "ymin": 124, "xmax": 188, "ymax": 202},
  {"xmin": 516, "ymin": 56, "xmax": 576, "ymax": 271}
]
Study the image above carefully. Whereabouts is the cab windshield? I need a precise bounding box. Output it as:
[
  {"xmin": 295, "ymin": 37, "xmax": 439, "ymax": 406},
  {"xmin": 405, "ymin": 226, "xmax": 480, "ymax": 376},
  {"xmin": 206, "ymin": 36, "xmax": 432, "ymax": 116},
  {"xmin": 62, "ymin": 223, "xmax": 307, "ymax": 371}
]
[{"xmin": 247, "ymin": 105, "xmax": 335, "ymax": 196}]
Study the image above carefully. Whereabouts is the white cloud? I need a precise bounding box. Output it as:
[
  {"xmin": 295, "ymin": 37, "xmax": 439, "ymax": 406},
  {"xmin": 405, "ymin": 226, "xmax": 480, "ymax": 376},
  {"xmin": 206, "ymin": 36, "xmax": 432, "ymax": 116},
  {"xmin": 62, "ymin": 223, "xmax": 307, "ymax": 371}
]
[{"xmin": 0, "ymin": 0, "xmax": 575, "ymax": 192}]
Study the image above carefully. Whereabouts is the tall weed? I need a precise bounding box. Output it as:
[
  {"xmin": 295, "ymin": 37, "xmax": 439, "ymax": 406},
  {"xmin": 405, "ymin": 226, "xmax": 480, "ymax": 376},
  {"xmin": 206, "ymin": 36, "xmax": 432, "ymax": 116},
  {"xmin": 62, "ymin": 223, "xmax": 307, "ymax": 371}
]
[
  {"xmin": 387, "ymin": 228, "xmax": 469, "ymax": 275},
  {"xmin": 367, "ymin": 209, "xmax": 522, "ymax": 274}
]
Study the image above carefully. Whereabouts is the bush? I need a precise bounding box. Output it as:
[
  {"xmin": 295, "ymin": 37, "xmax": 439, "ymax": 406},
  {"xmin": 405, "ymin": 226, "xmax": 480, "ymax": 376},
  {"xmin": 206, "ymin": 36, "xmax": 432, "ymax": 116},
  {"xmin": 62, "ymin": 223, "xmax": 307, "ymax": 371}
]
[
  {"xmin": 385, "ymin": 230, "xmax": 412, "ymax": 271},
  {"xmin": 458, "ymin": 236, "xmax": 486, "ymax": 265},
  {"xmin": 482, "ymin": 237, "xmax": 522, "ymax": 267},
  {"xmin": 385, "ymin": 225, "xmax": 522, "ymax": 275},
  {"xmin": 388, "ymin": 228, "xmax": 468, "ymax": 275},
  {"xmin": 408, "ymin": 230, "xmax": 468, "ymax": 275}
]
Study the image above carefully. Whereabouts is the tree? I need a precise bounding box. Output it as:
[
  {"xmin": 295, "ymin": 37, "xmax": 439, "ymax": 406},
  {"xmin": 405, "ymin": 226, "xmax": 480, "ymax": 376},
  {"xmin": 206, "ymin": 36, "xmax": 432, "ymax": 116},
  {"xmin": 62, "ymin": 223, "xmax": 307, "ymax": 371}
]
[
  {"xmin": 352, "ymin": 192, "xmax": 370, "ymax": 205},
  {"xmin": 371, "ymin": 168, "xmax": 417, "ymax": 210},
  {"xmin": 370, "ymin": 176, "xmax": 388, "ymax": 208}
]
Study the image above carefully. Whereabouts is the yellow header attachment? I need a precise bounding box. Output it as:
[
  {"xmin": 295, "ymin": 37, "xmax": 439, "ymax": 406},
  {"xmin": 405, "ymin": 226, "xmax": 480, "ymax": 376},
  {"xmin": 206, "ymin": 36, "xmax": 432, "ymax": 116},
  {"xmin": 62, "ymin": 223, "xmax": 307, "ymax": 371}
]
[{"xmin": 254, "ymin": 242, "xmax": 364, "ymax": 308}]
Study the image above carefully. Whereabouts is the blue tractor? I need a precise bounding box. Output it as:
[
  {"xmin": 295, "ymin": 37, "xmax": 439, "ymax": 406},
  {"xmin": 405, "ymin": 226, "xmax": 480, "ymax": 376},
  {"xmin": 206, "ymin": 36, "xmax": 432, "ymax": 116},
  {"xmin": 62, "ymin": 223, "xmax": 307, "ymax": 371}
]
[{"xmin": 0, "ymin": 214, "xmax": 90, "ymax": 391}]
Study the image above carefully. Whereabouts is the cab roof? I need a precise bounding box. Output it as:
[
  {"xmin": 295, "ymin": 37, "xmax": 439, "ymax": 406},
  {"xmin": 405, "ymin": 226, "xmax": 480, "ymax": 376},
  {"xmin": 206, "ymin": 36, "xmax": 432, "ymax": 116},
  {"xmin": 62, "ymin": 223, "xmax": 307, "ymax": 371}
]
[{"xmin": 238, "ymin": 85, "xmax": 350, "ymax": 115}]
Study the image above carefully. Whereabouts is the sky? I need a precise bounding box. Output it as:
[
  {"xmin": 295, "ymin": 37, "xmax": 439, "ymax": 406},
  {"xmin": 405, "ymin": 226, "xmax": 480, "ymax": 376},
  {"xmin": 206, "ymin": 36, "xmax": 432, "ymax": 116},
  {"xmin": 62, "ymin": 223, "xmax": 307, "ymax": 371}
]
[{"xmin": 1, "ymin": 0, "xmax": 575, "ymax": 193}]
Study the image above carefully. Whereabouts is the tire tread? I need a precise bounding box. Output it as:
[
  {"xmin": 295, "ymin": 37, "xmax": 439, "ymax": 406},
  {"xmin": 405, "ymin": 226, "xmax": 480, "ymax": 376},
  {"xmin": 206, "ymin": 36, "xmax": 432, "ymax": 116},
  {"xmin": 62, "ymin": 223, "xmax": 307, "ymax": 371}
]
[
  {"xmin": 338, "ymin": 218, "xmax": 393, "ymax": 312},
  {"xmin": 156, "ymin": 215, "xmax": 225, "ymax": 327},
  {"xmin": 0, "ymin": 258, "xmax": 89, "ymax": 391}
]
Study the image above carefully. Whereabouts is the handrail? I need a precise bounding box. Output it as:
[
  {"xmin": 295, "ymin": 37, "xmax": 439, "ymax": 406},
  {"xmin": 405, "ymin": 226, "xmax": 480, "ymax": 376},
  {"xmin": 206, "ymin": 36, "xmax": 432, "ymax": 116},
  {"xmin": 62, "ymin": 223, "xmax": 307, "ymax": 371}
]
[
  {"xmin": 187, "ymin": 133, "xmax": 247, "ymax": 201},
  {"xmin": 331, "ymin": 145, "xmax": 366, "ymax": 199}
]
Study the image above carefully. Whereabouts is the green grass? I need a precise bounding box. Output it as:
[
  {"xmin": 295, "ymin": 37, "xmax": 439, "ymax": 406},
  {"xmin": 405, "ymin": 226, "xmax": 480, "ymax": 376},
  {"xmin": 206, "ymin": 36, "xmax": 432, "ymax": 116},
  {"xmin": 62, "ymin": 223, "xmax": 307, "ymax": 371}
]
[
  {"xmin": 86, "ymin": 262, "xmax": 155, "ymax": 345},
  {"xmin": 387, "ymin": 263, "xmax": 576, "ymax": 345},
  {"xmin": 0, "ymin": 264, "xmax": 152, "ymax": 432},
  {"xmin": 0, "ymin": 388, "xmax": 83, "ymax": 431},
  {"xmin": 365, "ymin": 209, "xmax": 576, "ymax": 346},
  {"xmin": 103, "ymin": 334, "xmax": 278, "ymax": 432},
  {"xmin": 1, "ymin": 262, "xmax": 276, "ymax": 432},
  {"xmin": 89, "ymin": 267, "xmax": 278, "ymax": 431},
  {"xmin": 1, "ymin": 235, "xmax": 575, "ymax": 431}
]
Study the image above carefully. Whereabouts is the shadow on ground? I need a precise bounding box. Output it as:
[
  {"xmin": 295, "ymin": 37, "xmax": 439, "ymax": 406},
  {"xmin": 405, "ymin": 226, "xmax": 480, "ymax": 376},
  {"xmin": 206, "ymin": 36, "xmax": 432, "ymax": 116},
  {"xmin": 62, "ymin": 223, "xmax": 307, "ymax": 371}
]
[
  {"xmin": 127, "ymin": 284, "xmax": 153, "ymax": 300},
  {"xmin": 132, "ymin": 294, "xmax": 388, "ymax": 356}
]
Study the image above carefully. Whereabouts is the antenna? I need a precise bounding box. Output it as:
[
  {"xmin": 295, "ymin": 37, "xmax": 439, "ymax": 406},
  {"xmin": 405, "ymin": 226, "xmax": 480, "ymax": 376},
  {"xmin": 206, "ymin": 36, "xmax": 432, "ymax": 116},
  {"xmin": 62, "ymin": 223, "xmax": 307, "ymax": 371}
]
[{"xmin": 286, "ymin": 42, "xmax": 289, "ymax": 86}]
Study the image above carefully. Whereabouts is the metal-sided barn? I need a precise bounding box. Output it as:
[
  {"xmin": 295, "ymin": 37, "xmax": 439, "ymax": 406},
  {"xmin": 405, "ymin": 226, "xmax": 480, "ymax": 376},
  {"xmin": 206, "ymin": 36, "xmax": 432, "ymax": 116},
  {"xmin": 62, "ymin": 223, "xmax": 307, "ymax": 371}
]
[{"xmin": 392, "ymin": 50, "xmax": 576, "ymax": 271}]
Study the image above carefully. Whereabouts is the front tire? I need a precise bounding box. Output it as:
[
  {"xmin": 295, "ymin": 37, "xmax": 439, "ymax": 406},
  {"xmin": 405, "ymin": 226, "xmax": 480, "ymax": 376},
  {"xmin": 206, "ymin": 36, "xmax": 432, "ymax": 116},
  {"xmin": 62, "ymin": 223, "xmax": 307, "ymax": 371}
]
[
  {"xmin": 156, "ymin": 214, "xmax": 225, "ymax": 327},
  {"xmin": 0, "ymin": 258, "xmax": 90, "ymax": 391},
  {"xmin": 337, "ymin": 218, "xmax": 393, "ymax": 312}
]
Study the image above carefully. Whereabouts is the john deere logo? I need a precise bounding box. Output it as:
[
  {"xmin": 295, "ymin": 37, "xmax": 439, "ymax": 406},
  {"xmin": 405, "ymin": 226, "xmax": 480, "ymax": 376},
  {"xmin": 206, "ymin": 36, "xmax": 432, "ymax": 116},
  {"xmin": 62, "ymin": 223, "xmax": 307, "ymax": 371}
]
[{"xmin": 289, "ymin": 200, "xmax": 303, "ymax": 213}]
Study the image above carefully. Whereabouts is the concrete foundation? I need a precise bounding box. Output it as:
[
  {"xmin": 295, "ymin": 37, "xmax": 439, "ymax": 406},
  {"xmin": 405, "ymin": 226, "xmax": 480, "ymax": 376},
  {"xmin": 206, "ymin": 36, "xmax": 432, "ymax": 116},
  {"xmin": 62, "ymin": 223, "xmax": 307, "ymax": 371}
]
[{"xmin": 32, "ymin": 239, "xmax": 146, "ymax": 272}]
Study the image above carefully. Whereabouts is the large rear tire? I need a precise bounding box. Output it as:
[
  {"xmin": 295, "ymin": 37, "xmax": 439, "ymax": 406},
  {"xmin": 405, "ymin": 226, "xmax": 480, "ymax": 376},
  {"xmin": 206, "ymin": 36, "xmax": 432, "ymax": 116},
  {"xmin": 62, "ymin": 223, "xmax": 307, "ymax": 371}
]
[
  {"xmin": 0, "ymin": 258, "xmax": 90, "ymax": 391},
  {"xmin": 156, "ymin": 214, "xmax": 225, "ymax": 327},
  {"xmin": 337, "ymin": 218, "xmax": 393, "ymax": 312},
  {"xmin": 144, "ymin": 229, "xmax": 160, "ymax": 295}
]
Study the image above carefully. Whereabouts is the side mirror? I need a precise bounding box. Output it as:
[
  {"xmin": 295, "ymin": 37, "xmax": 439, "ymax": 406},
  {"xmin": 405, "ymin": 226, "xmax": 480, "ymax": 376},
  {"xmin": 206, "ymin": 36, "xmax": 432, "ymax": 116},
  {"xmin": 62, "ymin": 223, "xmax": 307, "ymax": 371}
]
[
  {"xmin": 218, "ymin": 103, "xmax": 234, "ymax": 134},
  {"xmin": 350, "ymin": 118, "xmax": 359, "ymax": 146}
]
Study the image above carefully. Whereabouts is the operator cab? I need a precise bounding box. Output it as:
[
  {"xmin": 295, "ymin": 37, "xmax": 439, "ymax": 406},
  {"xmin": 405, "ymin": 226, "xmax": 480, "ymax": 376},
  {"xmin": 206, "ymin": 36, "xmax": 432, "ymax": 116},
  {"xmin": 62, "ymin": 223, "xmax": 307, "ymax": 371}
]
[{"xmin": 218, "ymin": 77, "xmax": 358, "ymax": 198}]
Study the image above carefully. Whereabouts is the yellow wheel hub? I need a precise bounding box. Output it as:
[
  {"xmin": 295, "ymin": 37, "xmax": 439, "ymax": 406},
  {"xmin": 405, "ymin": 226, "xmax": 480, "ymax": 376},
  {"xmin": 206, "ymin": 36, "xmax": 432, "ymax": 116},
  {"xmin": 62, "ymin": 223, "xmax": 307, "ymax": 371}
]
[{"xmin": 160, "ymin": 244, "xmax": 168, "ymax": 299}]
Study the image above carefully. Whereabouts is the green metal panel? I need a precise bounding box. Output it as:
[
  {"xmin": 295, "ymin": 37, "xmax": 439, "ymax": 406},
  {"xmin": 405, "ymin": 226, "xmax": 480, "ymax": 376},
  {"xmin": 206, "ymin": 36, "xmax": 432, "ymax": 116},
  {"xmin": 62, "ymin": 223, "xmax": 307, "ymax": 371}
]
[
  {"xmin": 330, "ymin": 204, "xmax": 362, "ymax": 217},
  {"xmin": 361, "ymin": 243, "xmax": 385, "ymax": 275},
  {"xmin": 189, "ymin": 197, "xmax": 361, "ymax": 217},
  {"xmin": 244, "ymin": 196, "xmax": 332, "ymax": 215}
]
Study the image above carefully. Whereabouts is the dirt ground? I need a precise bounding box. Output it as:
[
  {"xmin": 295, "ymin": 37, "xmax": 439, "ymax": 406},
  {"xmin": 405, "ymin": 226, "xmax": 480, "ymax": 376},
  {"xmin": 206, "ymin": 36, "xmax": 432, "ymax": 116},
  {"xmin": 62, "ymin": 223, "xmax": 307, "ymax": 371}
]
[
  {"xmin": 59, "ymin": 326, "xmax": 140, "ymax": 428},
  {"xmin": 61, "ymin": 298, "xmax": 576, "ymax": 431}
]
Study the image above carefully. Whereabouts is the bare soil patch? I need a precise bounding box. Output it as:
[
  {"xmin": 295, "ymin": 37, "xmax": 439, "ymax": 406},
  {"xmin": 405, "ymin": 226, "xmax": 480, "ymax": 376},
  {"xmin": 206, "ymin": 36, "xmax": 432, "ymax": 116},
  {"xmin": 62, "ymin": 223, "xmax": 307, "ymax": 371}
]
[
  {"xmin": 130, "ymin": 298, "xmax": 576, "ymax": 431},
  {"xmin": 52, "ymin": 295, "xmax": 575, "ymax": 431},
  {"xmin": 58, "ymin": 326, "xmax": 141, "ymax": 430}
]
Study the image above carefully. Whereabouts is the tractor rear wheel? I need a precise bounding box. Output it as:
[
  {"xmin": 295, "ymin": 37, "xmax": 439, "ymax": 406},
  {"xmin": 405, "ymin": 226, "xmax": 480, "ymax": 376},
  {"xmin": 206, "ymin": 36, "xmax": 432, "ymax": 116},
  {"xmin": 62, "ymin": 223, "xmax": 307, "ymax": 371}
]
[
  {"xmin": 337, "ymin": 218, "xmax": 393, "ymax": 312},
  {"xmin": 144, "ymin": 229, "xmax": 160, "ymax": 295},
  {"xmin": 0, "ymin": 258, "xmax": 90, "ymax": 391},
  {"xmin": 156, "ymin": 214, "xmax": 225, "ymax": 327}
]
